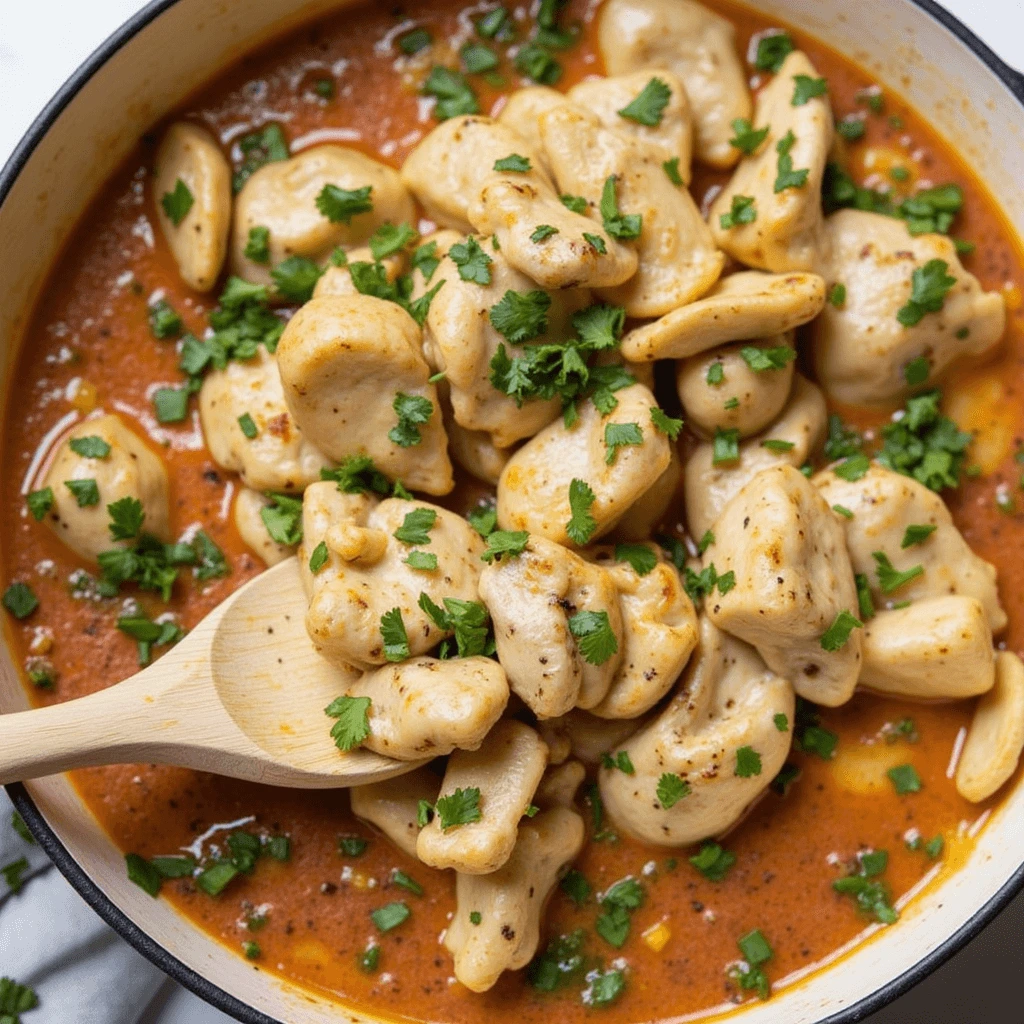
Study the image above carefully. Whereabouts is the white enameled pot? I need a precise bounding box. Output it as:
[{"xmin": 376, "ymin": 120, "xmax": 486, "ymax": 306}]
[{"xmin": 1, "ymin": 2, "xmax": 1023, "ymax": 1022}]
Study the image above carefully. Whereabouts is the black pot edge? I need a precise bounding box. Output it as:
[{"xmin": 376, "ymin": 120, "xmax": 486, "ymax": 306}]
[{"xmin": 2, "ymin": 0, "xmax": 1023, "ymax": 1022}]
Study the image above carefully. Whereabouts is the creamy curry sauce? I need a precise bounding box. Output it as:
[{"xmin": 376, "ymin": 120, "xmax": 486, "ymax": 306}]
[{"xmin": 2, "ymin": 0, "xmax": 1023, "ymax": 1020}]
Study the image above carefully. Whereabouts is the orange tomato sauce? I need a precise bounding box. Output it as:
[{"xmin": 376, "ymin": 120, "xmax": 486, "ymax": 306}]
[{"xmin": 3, "ymin": 1, "xmax": 1024, "ymax": 1021}]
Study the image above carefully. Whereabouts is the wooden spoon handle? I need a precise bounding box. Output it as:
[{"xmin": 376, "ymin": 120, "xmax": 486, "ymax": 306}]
[{"xmin": 0, "ymin": 676, "xmax": 172, "ymax": 783}]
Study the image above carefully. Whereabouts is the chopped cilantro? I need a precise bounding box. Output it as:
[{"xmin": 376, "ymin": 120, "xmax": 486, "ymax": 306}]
[
  {"xmin": 735, "ymin": 746, "xmax": 762, "ymax": 778},
  {"xmin": 371, "ymin": 901, "xmax": 411, "ymax": 932},
  {"xmin": 398, "ymin": 28, "xmax": 431, "ymax": 55},
  {"xmin": 161, "ymin": 178, "xmax": 194, "ymax": 226},
  {"xmin": 568, "ymin": 610, "xmax": 619, "ymax": 665},
  {"xmin": 514, "ymin": 43, "xmax": 562, "ymax": 85},
  {"xmin": 566, "ymin": 478, "xmax": 598, "ymax": 545},
  {"xmin": 393, "ymin": 507, "xmax": 437, "ymax": 545},
  {"xmin": 480, "ymin": 529, "xmax": 530, "ymax": 563},
  {"xmin": 774, "ymin": 130, "xmax": 809, "ymax": 191},
  {"xmin": 887, "ymin": 763, "xmax": 922, "ymax": 795},
  {"xmin": 379, "ymin": 608, "xmax": 410, "ymax": 663},
  {"xmin": 729, "ymin": 118, "xmax": 770, "ymax": 155},
  {"xmin": 600, "ymin": 175, "xmax": 642, "ymax": 240},
  {"xmin": 411, "ymin": 240, "xmax": 440, "ymax": 283},
  {"xmin": 244, "ymin": 225, "xmax": 271, "ymax": 264},
  {"xmin": 719, "ymin": 194, "xmax": 757, "ymax": 230},
  {"xmin": 560, "ymin": 869, "xmax": 592, "ymax": 906},
  {"xmin": 461, "ymin": 42, "xmax": 499, "ymax": 74},
  {"xmin": 149, "ymin": 299, "xmax": 183, "ymax": 339},
  {"xmin": 449, "ymin": 237, "xmax": 493, "ymax": 284},
  {"xmin": 712, "ymin": 427, "xmax": 740, "ymax": 465},
  {"xmin": 656, "ymin": 772, "xmax": 690, "ymax": 808},
  {"xmin": 389, "ymin": 392, "xmax": 434, "ymax": 448},
  {"xmin": 902, "ymin": 523, "xmax": 937, "ymax": 547},
  {"xmin": 754, "ymin": 32, "xmax": 794, "ymax": 73},
  {"xmin": 489, "ymin": 288, "xmax": 551, "ymax": 344},
  {"xmin": 309, "ymin": 541, "xmax": 329, "ymax": 573},
  {"xmin": 260, "ymin": 493, "xmax": 303, "ymax": 545},
  {"xmin": 232, "ymin": 124, "xmax": 289, "ymax": 192},
  {"xmin": 494, "ymin": 153, "xmax": 532, "ymax": 173},
  {"xmin": 560, "ymin": 193, "xmax": 588, "ymax": 214},
  {"xmin": 740, "ymin": 345, "xmax": 795, "ymax": 371},
  {"xmin": 237, "ymin": 412, "xmax": 258, "ymax": 439},
  {"xmin": 404, "ymin": 550, "xmax": 438, "ymax": 571},
  {"xmin": 436, "ymin": 787, "xmax": 482, "ymax": 830},
  {"xmin": 897, "ymin": 259, "xmax": 957, "ymax": 327},
  {"xmin": 617, "ymin": 77, "xmax": 671, "ymax": 126},
  {"xmin": 663, "ymin": 157, "xmax": 683, "ymax": 185},
  {"xmin": 872, "ymin": 551, "xmax": 924, "ymax": 594},
  {"xmin": 650, "ymin": 406, "xmax": 683, "ymax": 440},
  {"xmin": 604, "ymin": 421, "xmax": 643, "ymax": 464},
  {"xmin": 614, "ymin": 543, "xmax": 657, "ymax": 576},
  {"xmin": 531, "ymin": 224, "xmax": 559, "ymax": 242},
  {"xmin": 64, "ymin": 478, "xmax": 99, "ymax": 507},
  {"xmin": 25, "ymin": 488, "xmax": 53, "ymax": 521},
  {"xmin": 325, "ymin": 694, "xmax": 372, "ymax": 751},
  {"xmin": 792, "ymin": 75, "xmax": 828, "ymax": 105},
  {"xmin": 689, "ymin": 841, "xmax": 736, "ymax": 881},
  {"xmin": 271, "ymin": 255, "xmax": 323, "ymax": 302},
  {"xmin": 820, "ymin": 609, "xmax": 863, "ymax": 651},
  {"xmin": 369, "ymin": 221, "xmax": 418, "ymax": 261},
  {"xmin": 107, "ymin": 496, "xmax": 145, "ymax": 541}
]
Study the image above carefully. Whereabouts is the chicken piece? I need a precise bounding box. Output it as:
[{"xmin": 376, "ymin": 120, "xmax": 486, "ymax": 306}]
[
  {"xmin": 312, "ymin": 245, "xmax": 405, "ymax": 299},
  {"xmin": 568, "ymin": 69, "xmax": 693, "ymax": 182},
  {"xmin": 444, "ymin": 807, "xmax": 585, "ymax": 993},
  {"xmin": 199, "ymin": 346, "xmax": 330, "ymax": 493},
  {"xmin": 41, "ymin": 414, "xmax": 170, "ymax": 563},
  {"xmin": 276, "ymin": 294, "xmax": 453, "ymax": 495},
  {"xmin": 497, "ymin": 87, "xmax": 568, "ymax": 174},
  {"xmin": 677, "ymin": 335, "xmax": 796, "ymax": 439},
  {"xmin": 400, "ymin": 115, "xmax": 554, "ymax": 232},
  {"xmin": 350, "ymin": 767, "xmax": 440, "ymax": 859},
  {"xmin": 814, "ymin": 462, "xmax": 1006, "ymax": 631},
  {"xmin": 684, "ymin": 375, "xmax": 827, "ymax": 540},
  {"xmin": 423, "ymin": 241, "xmax": 587, "ymax": 447},
  {"xmin": 417, "ymin": 720, "xmax": 549, "ymax": 874},
  {"xmin": 601, "ymin": 617, "xmax": 794, "ymax": 846},
  {"xmin": 704, "ymin": 464, "xmax": 862, "ymax": 706},
  {"xmin": 709, "ymin": 52, "xmax": 833, "ymax": 272},
  {"xmin": 469, "ymin": 176, "xmax": 638, "ymax": 290},
  {"xmin": 812, "ymin": 210, "xmax": 1006, "ymax": 405},
  {"xmin": 611, "ymin": 446, "xmax": 680, "ymax": 542},
  {"xmin": 154, "ymin": 123, "xmax": 231, "ymax": 292},
  {"xmin": 539, "ymin": 710, "xmax": 646, "ymax": 766},
  {"xmin": 234, "ymin": 486, "xmax": 296, "ymax": 566},
  {"xmin": 540, "ymin": 103, "xmax": 724, "ymax": 317},
  {"xmin": 598, "ymin": 0, "xmax": 751, "ymax": 169},
  {"xmin": 621, "ymin": 270, "xmax": 826, "ymax": 361},
  {"xmin": 585, "ymin": 549, "xmax": 699, "ymax": 718},
  {"xmin": 534, "ymin": 760, "xmax": 586, "ymax": 807},
  {"xmin": 231, "ymin": 145, "xmax": 414, "ymax": 286},
  {"xmin": 956, "ymin": 652, "xmax": 1024, "ymax": 803},
  {"xmin": 859, "ymin": 598, "xmax": 994, "ymax": 699},
  {"xmin": 478, "ymin": 536, "xmax": 624, "ymax": 718},
  {"xmin": 498, "ymin": 384, "xmax": 672, "ymax": 545},
  {"xmin": 299, "ymin": 483, "xmax": 485, "ymax": 669},
  {"xmin": 346, "ymin": 656, "xmax": 509, "ymax": 761},
  {"xmin": 446, "ymin": 419, "xmax": 511, "ymax": 486}
]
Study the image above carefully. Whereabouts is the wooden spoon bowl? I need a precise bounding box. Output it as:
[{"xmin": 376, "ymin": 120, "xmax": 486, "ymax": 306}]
[{"xmin": 0, "ymin": 558, "xmax": 421, "ymax": 788}]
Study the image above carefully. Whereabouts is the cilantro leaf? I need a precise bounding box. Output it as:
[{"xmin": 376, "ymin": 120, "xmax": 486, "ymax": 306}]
[
  {"xmin": 494, "ymin": 153, "xmax": 531, "ymax": 172},
  {"xmin": 315, "ymin": 183, "xmax": 373, "ymax": 224},
  {"xmin": 467, "ymin": 503, "xmax": 498, "ymax": 538},
  {"xmin": 393, "ymin": 507, "xmax": 437, "ymax": 546},
  {"xmin": 321, "ymin": 456, "xmax": 392, "ymax": 496},
  {"xmin": 389, "ymin": 392, "xmax": 434, "ymax": 448},
  {"xmin": 600, "ymin": 175, "xmax": 642, "ymax": 240},
  {"xmin": 423, "ymin": 66, "xmax": 480, "ymax": 120},
  {"xmin": 153, "ymin": 386, "xmax": 190, "ymax": 424},
  {"xmin": 560, "ymin": 193, "xmax": 588, "ymax": 214},
  {"xmin": 260, "ymin": 493, "xmax": 303, "ymax": 545},
  {"xmin": 896, "ymin": 259, "xmax": 957, "ymax": 327},
  {"xmin": 309, "ymin": 540, "xmax": 330, "ymax": 573},
  {"xmin": 833, "ymin": 453, "xmax": 871, "ymax": 481},
  {"xmin": 740, "ymin": 345, "xmax": 796, "ymax": 371},
  {"xmin": 614, "ymin": 543, "xmax": 657, "ymax": 576},
  {"xmin": 792, "ymin": 75, "xmax": 828, "ymax": 106},
  {"xmin": 820, "ymin": 609, "xmax": 863, "ymax": 651},
  {"xmin": 617, "ymin": 77, "xmax": 671, "ymax": 126},
  {"xmin": 64, "ymin": 478, "xmax": 99, "ymax": 507},
  {"xmin": 572, "ymin": 303, "xmax": 626, "ymax": 350},
  {"xmin": 566, "ymin": 478, "xmax": 597, "ymax": 545},
  {"xmin": 161, "ymin": 178, "xmax": 194, "ymax": 225},
  {"xmin": 650, "ymin": 406, "xmax": 683, "ymax": 440},
  {"xmin": 689, "ymin": 841, "xmax": 736, "ymax": 881},
  {"xmin": 774, "ymin": 130, "xmax": 809, "ymax": 192},
  {"xmin": 325, "ymin": 695, "xmax": 372, "ymax": 751},
  {"xmin": 2, "ymin": 582, "xmax": 38, "ymax": 620},
  {"xmin": 461, "ymin": 42, "xmax": 499, "ymax": 74},
  {"xmin": 371, "ymin": 901, "xmax": 410, "ymax": 932},
  {"xmin": 107, "ymin": 497, "xmax": 145, "ymax": 541},
  {"xmin": 729, "ymin": 117, "xmax": 770, "ymax": 155},
  {"xmin": 712, "ymin": 427, "xmax": 740, "ymax": 465},
  {"xmin": 271, "ymin": 255, "xmax": 323, "ymax": 302},
  {"xmin": 514, "ymin": 43, "xmax": 562, "ymax": 85},
  {"xmin": 232, "ymin": 124, "xmax": 289, "ymax": 192},
  {"xmin": 404, "ymin": 550, "xmax": 438, "ymax": 571},
  {"xmin": 735, "ymin": 746, "xmax": 762, "ymax": 778},
  {"xmin": 488, "ymin": 289, "xmax": 551, "ymax": 344},
  {"xmin": 888, "ymin": 763, "xmax": 922, "ymax": 795},
  {"xmin": 877, "ymin": 390, "xmax": 970, "ymax": 491},
  {"xmin": 873, "ymin": 551, "xmax": 924, "ymax": 594},
  {"xmin": 583, "ymin": 232, "xmax": 607, "ymax": 253},
  {"xmin": 399, "ymin": 28, "xmax": 431, "ymax": 54},
  {"xmin": 435, "ymin": 787, "xmax": 482, "ymax": 829},
  {"xmin": 754, "ymin": 32, "xmax": 794, "ymax": 73},
  {"xmin": 604, "ymin": 421, "xmax": 643, "ymax": 464},
  {"xmin": 448, "ymin": 237, "xmax": 493, "ymax": 285},
  {"xmin": 719, "ymin": 194, "xmax": 757, "ymax": 230},
  {"xmin": 25, "ymin": 488, "xmax": 54, "ymax": 521},
  {"xmin": 411, "ymin": 241, "xmax": 440, "ymax": 283},
  {"xmin": 380, "ymin": 608, "xmax": 410, "ymax": 662},
  {"xmin": 244, "ymin": 225, "xmax": 271, "ymax": 264},
  {"xmin": 656, "ymin": 772, "xmax": 690, "ymax": 808},
  {"xmin": 902, "ymin": 523, "xmax": 937, "ymax": 547},
  {"xmin": 662, "ymin": 157, "xmax": 684, "ymax": 186},
  {"xmin": 369, "ymin": 222, "xmax": 418, "ymax": 261},
  {"xmin": 568, "ymin": 610, "xmax": 619, "ymax": 665},
  {"xmin": 481, "ymin": 530, "xmax": 530, "ymax": 563}
]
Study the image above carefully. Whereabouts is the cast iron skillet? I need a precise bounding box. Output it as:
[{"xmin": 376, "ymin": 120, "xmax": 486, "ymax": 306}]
[{"xmin": 2, "ymin": 1, "xmax": 1023, "ymax": 1021}]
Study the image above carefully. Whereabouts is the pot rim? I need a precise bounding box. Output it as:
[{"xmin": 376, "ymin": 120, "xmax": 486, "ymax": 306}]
[{"xmin": 3, "ymin": 1, "xmax": 1024, "ymax": 1022}]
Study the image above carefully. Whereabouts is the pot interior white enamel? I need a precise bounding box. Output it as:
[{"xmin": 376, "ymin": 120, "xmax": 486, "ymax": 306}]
[{"xmin": 2, "ymin": 1, "xmax": 1024, "ymax": 1022}]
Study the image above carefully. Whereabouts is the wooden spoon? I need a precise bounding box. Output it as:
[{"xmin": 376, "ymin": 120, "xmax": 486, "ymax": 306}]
[{"xmin": 0, "ymin": 558, "xmax": 421, "ymax": 788}]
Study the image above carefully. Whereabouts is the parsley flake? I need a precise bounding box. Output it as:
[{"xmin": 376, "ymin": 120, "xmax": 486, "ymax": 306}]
[
  {"xmin": 369, "ymin": 222, "xmax": 418, "ymax": 261},
  {"xmin": 494, "ymin": 154, "xmax": 532, "ymax": 173},
  {"xmin": 600, "ymin": 175, "xmax": 642, "ymax": 240},
  {"xmin": 161, "ymin": 178, "xmax": 194, "ymax": 225},
  {"xmin": 614, "ymin": 543, "xmax": 657, "ymax": 576},
  {"xmin": 663, "ymin": 157, "xmax": 683, "ymax": 185},
  {"xmin": 617, "ymin": 77, "xmax": 671, "ymax": 126},
  {"xmin": 568, "ymin": 610, "xmax": 619, "ymax": 665},
  {"xmin": 719, "ymin": 194, "xmax": 757, "ymax": 230},
  {"xmin": 735, "ymin": 746, "xmax": 762, "ymax": 778},
  {"xmin": 656, "ymin": 772, "xmax": 690, "ymax": 808},
  {"xmin": 436, "ymin": 787, "xmax": 482, "ymax": 830},
  {"xmin": 394, "ymin": 507, "xmax": 437, "ymax": 546},
  {"xmin": 873, "ymin": 551, "xmax": 924, "ymax": 594},
  {"xmin": 774, "ymin": 130, "xmax": 809, "ymax": 192},
  {"xmin": 897, "ymin": 259, "xmax": 957, "ymax": 327},
  {"xmin": 566, "ymin": 478, "xmax": 597, "ymax": 545},
  {"xmin": 729, "ymin": 118, "xmax": 770, "ymax": 155},
  {"xmin": 604, "ymin": 421, "xmax": 643, "ymax": 464},
  {"xmin": 690, "ymin": 841, "xmax": 736, "ymax": 881},
  {"xmin": 754, "ymin": 32, "xmax": 794, "ymax": 73},
  {"xmin": 820, "ymin": 609, "xmax": 863, "ymax": 651},
  {"xmin": 792, "ymin": 74, "xmax": 828, "ymax": 106}
]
